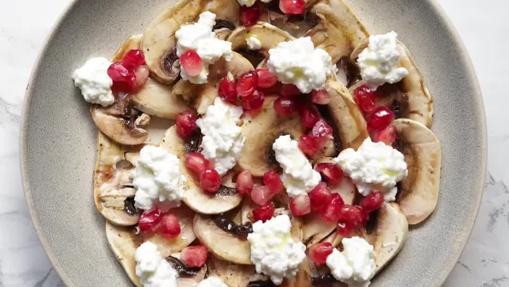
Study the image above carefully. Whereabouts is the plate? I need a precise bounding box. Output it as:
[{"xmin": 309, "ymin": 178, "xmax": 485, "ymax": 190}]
[{"xmin": 21, "ymin": 0, "xmax": 486, "ymax": 286}]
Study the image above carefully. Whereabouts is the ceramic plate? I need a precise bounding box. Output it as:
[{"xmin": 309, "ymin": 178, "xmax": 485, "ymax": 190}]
[{"xmin": 21, "ymin": 0, "xmax": 486, "ymax": 286}]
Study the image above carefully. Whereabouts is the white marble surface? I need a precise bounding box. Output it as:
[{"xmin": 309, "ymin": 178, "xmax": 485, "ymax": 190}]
[{"xmin": 0, "ymin": 0, "xmax": 507, "ymax": 286}]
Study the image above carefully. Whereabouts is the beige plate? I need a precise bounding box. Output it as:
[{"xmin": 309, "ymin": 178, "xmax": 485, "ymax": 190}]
[{"xmin": 21, "ymin": 0, "xmax": 486, "ymax": 286}]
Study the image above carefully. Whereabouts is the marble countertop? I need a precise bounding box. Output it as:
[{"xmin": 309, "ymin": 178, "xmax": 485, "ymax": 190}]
[{"xmin": 0, "ymin": 0, "xmax": 507, "ymax": 286}]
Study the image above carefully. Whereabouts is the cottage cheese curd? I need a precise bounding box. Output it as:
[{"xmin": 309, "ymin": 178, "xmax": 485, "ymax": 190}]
[
  {"xmin": 357, "ymin": 31, "xmax": 408, "ymax": 90},
  {"xmin": 267, "ymin": 37, "xmax": 334, "ymax": 93},
  {"xmin": 326, "ymin": 237, "xmax": 376, "ymax": 285},
  {"xmin": 272, "ymin": 135, "xmax": 321, "ymax": 197},
  {"xmin": 247, "ymin": 215, "xmax": 306, "ymax": 285},
  {"xmin": 72, "ymin": 57, "xmax": 114, "ymax": 106},
  {"xmin": 175, "ymin": 12, "xmax": 233, "ymax": 84},
  {"xmin": 246, "ymin": 36, "xmax": 262, "ymax": 50},
  {"xmin": 135, "ymin": 242, "xmax": 179, "ymax": 287},
  {"xmin": 196, "ymin": 276, "xmax": 228, "ymax": 287},
  {"xmin": 197, "ymin": 98, "xmax": 245, "ymax": 175},
  {"xmin": 133, "ymin": 146, "xmax": 186, "ymax": 210},
  {"xmin": 334, "ymin": 138, "xmax": 407, "ymax": 200}
]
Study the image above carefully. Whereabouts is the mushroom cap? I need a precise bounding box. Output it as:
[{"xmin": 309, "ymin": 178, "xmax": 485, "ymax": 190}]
[
  {"xmin": 90, "ymin": 106, "xmax": 149, "ymax": 146},
  {"xmin": 207, "ymin": 256, "xmax": 256, "ymax": 287},
  {"xmin": 227, "ymin": 22, "xmax": 295, "ymax": 52}
]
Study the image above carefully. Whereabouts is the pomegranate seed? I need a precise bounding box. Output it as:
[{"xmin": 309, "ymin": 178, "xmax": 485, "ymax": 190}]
[
  {"xmin": 134, "ymin": 65, "xmax": 150, "ymax": 91},
  {"xmin": 367, "ymin": 106, "xmax": 395, "ymax": 132},
  {"xmin": 185, "ymin": 152, "xmax": 212, "ymax": 177},
  {"xmin": 241, "ymin": 89, "xmax": 265, "ymax": 113},
  {"xmin": 180, "ymin": 50, "xmax": 203, "ymax": 77},
  {"xmin": 315, "ymin": 163, "xmax": 343, "ymax": 187},
  {"xmin": 360, "ymin": 191, "xmax": 385, "ymax": 213},
  {"xmin": 372, "ymin": 124, "xmax": 397, "ymax": 146},
  {"xmin": 290, "ymin": 194, "xmax": 311, "ymax": 217},
  {"xmin": 309, "ymin": 182, "xmax": 332, "ymax": 212},
  {"xmin": 122, "ymin": 49, "xmax": 146, "ymax": 69},
  {"xmin": 309, "ymin": 242, "xmax": 334, "ymax": 266},
  {"xmin": 310, "ymin": 119, "xmax": 333, "ymax": 139},
  {"xmin": 181, "ymin": 245, "xmax": 208, "ymax": 268},
  {"xmin": 311, "ymin": 89, "xmax": 330, "ymax": 105},
  {"xmin": 274, "ymin": 97, "xmax": 297, "ymax": 117},
  {"xmin": 236, "ymin": 170, "xmax": 254, "ymax": 195},
  {"xmin": 281, "ymin": 84, "xmax": 301, "ymax": 97},
  {"xmin": 337, "ymin": 205, "xmax": 367, "ymax": 228},
  {"xmin": 251, "ymin": 185, "xmax": 274, "ymax": 206},
  {"xmin": 298, "ymin": 135, "xmax": 321, "ymax": 157},
  {"xmin": 108, "ymin": 62, "xmax": 136, "ymax": 94},
  {"xmin": 263, "ymin": 170, "xmax": 284, "ymax": 195},
  {"xmin": 158, "ymin": 214, "xmax": 181, "ymax": 238},
  {"xmin": 176, "ymin": 111, "xmax": 198, "ymax": 139},
  {"xmin": 256, "ymin": 68, "xmax": 278, "ymax": 89},
  {"xmin": 298, "ymin": 104, "xmax": 320, "ymax": 130},
  {"xmin": 138, "ymin": 208, "xmax": 162, "ymax": 233},
  {"xmin": 237, "ymin": 71, "xmax": 258, "ymax": 98},
  {"xmin": 218, "ymin": 76, "xmax": 238, "ymax": 104},
  {"xmin": 200, "ymin": 169, "xmax": 221, "ymax": 194},
  {"xmin": 337, "ymin": 222, "xmax": 354, "ymax": 237},
  {"xmin": 354, "ymin": 84, "xmax": 378, "ymax": 115},
  {"xmin": 252, "ymin": 202, "xmax": 275, "ymax": 222},
  {"xmin": 279, "ymin": 0, "xmax": 305, "ymax": 15},
  {"xmin": 240, "ymin": 5, "xmax": 261, "ymax": 27},
  {"xmin": 321, "ymin": 194, "xmax": 345, "ymax": 222}
]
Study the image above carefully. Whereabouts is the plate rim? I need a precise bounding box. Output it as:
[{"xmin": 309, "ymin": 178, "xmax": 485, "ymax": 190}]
[{"xmin": 19, "ymin": 0, "xmax": 487, "ymax": 286}]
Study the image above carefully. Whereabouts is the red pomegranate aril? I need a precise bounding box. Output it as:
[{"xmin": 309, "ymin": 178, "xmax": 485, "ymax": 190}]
[
  {"xmin": 315, "ymin": 163, "xmax": 343, "ymax": 187},
  {"xmin": 185, "ymin": 152, "xmax": 211, "ymax": 176},
  {"xmin": 360, "ymin": 191, "xmax": 385, "ymax": 213},
  {"xmin": 372, "ymin": 124, "xmax": 397, "ymax": 146},
  {"xmin": 180, "ymin": 50, "xmax": 203, "ymax": 77},
  {"xmin": 290, "ymin": 194, "xmax": 311, "ymax": 216},
  {"xmin": 274, "ymin": 97, "xmax": 297, "ymax": 117},
  {"xmin": 256, "ymin": 68, "xmax": 278, "ymax": 89},
  {"xmin": 281, "ymin": 84, "xmax": 301, "ymax": 97},
  {"xmin": 108, "ymin": 62, "xmax": 136, "ymax": 94},
  {"xmin": 236, "ymin": 170, "xmax": 254, "ymax": 195},
  {"xmin": 310, "ymin": 119, "xmax": 333, "ymax": 140},
  {"xmin": 337, "ymin": 221, "xmax": 354, "ymax": 237},
  {"xmin": 218, "ymin": 76, "xmax": 238, "ymax": 104},
  {"xmin": 176, "ymin": 110, "xmax": 198, "ymax": 139},
  {"xmin": 251, "ymin": 185, "xmax": 273, "ymax": 206},
  {"xmin": 279, "ymin": 0, "xmax": 305, "ymax": 15},
  {"xmin": 299, "ymin": 104, "xmax": 320, "ymax": 130},
  {"xmin": 158, "ymin": 214, "xmax": 181, "ymax": 238},
  {"xmin": 299, "ymin": 135, "xmax": 321, "ymax": 157},
  {"xmin": 181, "ymin": 245, "xmax": 208, "ymax": 268},
  {"xmin": 122, "ymin": 49, "xmax": 146, "ymax": 69},
  {"xmin": 309, "ymin": 242, "xmax": 334, "ymax": 266},
  {"xmin": 240, "ymin": 5, "xmax": 261, "ymax": 27},
  {"xmin": 134, "ymin": 65, "xmax": 150, "ymax": 91},
  {"xmin": 321, "ymin": 194, "xmax": 345, "ymax": 222},
  {"xmin": 138, "ymin": 208, "xmax": 162, "ymax": 233},
  {"xmin": 252, "ymin": 202, "xmax": 275, "ymax": 222},
  {"xmin": 354, "ymin": 84, "xmax": 377, "ymax": 115},
  {"xmin": 241, "ymin": 90, "xmax": 265, "ymax": 113},
  {"xmin": 237, "ymin": 71, "xmax": 258, "ymax": 98},
  {"xmin": 311, "ymin": 89, "xmax": 330, "ymax": 105},
  {"xmin": 263, "ymin": 170, "xmax": 284, "ymax": 195},
  {"xmin": 337, "ymin": 205, "xmax": 367, "ymax": 228},
  {"xmin": 309, "ymin": 182, "xmax": 332, "ymax": 212},
  {"xmin": 200, "ymin": 169, "xmax": 221, "ymax": 194},
  {"xmin": 367, "ymin": 106, "xmax": 395, "ymax": 132}
]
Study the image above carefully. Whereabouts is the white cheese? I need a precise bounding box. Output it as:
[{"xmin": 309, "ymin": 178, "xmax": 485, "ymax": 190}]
[
  {"xmin": 175, "ymin": 12, "xmax": 233, "ymax": 84},
  {"xmin": 267, "ymin": 37, "xmax": 334, "ymax": 93},
  {"xmin": 246, "ymin": 36, "xmax": 262, "ymax": 50},
  {"xmin": 196, "ymin": 276, "xmax": 228, "ymax": 287},
  {"xmin": 272, "ymin": 135, "xmax": 321, "ymax": 197},
  {"xmin": 133, "ymin": 146, "xmax": 186, "ymax": 210},
  {"xmin": 72, "ymin": 57, "xmax": 114, "ymax": 106},
  {"xmin": 247, "ymin": 215, "xmax": 306, "ymax": 285},
  {"xmin": 357, "ymin": 31, "xmax": 408, "ymax": 90},
  {"xmin": 334, "ymin": 138, "xmax": 407, "ymax": 201},
  {"xmin": 237, "ymin": 0, "xmax": 257, "ymax": 6},
  {"xmin": 135, "ymin": 242, "xmax": 179, "ymax": 287},
  {"xmin": 197, "ymin": 98, "xmax": 245, "ymax": 175}
]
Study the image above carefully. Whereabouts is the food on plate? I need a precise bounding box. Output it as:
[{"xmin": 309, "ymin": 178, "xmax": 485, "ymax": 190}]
[{"xmin": 73, "ymin": 0, "xmax": 442, "ymax": 285}]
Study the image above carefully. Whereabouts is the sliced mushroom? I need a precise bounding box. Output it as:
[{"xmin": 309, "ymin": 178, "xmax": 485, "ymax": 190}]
[
  {"xmin": 160, "ymin": 126, "xmax": 243, "ymax": 214},
  {"xmin": 325, "ymin": 79, "xmax": 368, "ymax": 150},
  {"xmin": 227, "ymin": 22, "xmax": 295, "ymax": 52},
  {"xmin": 112, "ymin": 34, "xmax": 142, "ymax": 62},
  {"xmin": 239, "ymin": 97, "xmax": 303, "ymax": 177},
  {"xmin": 91, "ymin": 106, "xmax": 150, "ymax": 146},
  {"xmin": 168, "ymin": 254, "xmax": 207, "ymax": 287},
  {"xmin": 204, "ymin": 0, "xmax": 240, "ymax": 26},
  {"xmin": 282, "ymin": 259, "xmax": 314, "ymax": 287},
  {"xmin": 131, "ymin": 78, "xmax": 189, "ymax": 119},
  {"xmin": 208, "ymin": 256, "xmax": 257, "ymax": 287},
  {"xmin": 393, "ymin": 119, "xmax": 441, "ymax": 225},
  {"xmin": 193, "ymin": 214, "xmax": 252, "ymax": 265}
]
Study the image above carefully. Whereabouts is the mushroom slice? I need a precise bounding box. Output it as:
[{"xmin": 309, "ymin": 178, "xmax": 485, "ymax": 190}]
[
  {"xmin": 160, "ymin": 126, "xmax": 243, "ymax": 214},
  {"xmin": 308, "ymin": 0, "xmax": 368, "ymax": 63},
  {"xmin": 227, "ymin": 22, "xmax": 295, "ymax": 52},
  {"xmin": 112, "ymin": 34, "xmax": 142, "ymax": 62},
  {"xmin": 282, "ymin": 259, "xmax": 314, "ymax": 287},
  {"xmin": 131, "ymin": 78, "xmax": 188, "ymax": 119},
  {"xmin": 325, "ymin": 79, "xmax": 368, "ymax": 150},
  {"xmin": 172, "ymin": 257, "xmax": 207, "ymax": 287},
  {"xmin": 239, "ymin": 97, "xmax": 303, "ymax": 176},
  {"xmin": 94, "ymin": 133, "xmax": 139, "ymax": 226},
  {"xmin": 91, "ymin": 106, "xmax": 149, "ymax": 146},
  {"xmin": 204, "ymin": 0, "xmax": 240, "ymax": 26},
  {"xmin": 393, "ymin": 119, "xmax": 441, "ymax": 225},
  {"xmin": 193, "ymin": 214, "xmax": 252, "ymax": 265},
  {"xmin": 208, "ymin": 256, "xmax": 256, "ymax": 286}
]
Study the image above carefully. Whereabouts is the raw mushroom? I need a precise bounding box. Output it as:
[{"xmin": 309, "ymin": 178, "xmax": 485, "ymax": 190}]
[
  {"xmin": 112, "ymin": 34, "xmax": 142, "ymax": 62},
  {"xmin": 193, "ymin": 214, "xmax": 252, "ymax": 265},
  {"xmin": 160, "ymin": 126, "xmax": 243, "ymax": 214},
  {"xmin": 281, "ymin": 259, "xmax": 314, "ymax": 287},
  {"xmin": 169, "ymin": 254, "xmax": 207, "ymax": 287},
  {"xmin": 208, "ymin": 256, "xmax": 257, "ymax": 287},
  {"xmin": 227, "ymin": 22, "xmax": 295, "ymax": 53},
  {"xmin": 393, "ymin": 119, "xmax": 441, "ymax": 225}
]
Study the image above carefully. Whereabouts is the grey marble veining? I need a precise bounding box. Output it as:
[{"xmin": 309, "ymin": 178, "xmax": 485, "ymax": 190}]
[{"xmin": 0, "ymin": 0, "xmax": 507, "ymax": 286}]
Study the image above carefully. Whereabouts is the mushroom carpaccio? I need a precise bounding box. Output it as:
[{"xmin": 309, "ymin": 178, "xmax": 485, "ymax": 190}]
[{"xmin": 72, "ymin": 0, "xmax": 441, "ymax": 286}]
